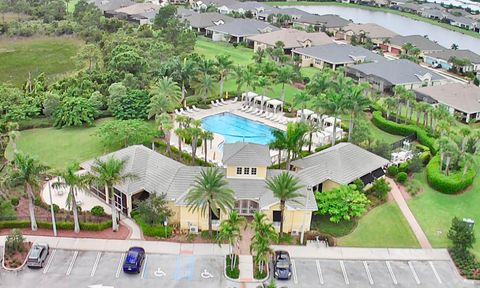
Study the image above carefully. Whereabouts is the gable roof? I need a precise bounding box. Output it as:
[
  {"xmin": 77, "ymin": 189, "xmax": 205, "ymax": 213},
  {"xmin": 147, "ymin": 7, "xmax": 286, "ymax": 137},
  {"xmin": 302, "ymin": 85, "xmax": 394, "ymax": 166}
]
[
  {"xmin": 425, "ymin": 49, "xmax": 480, "ymax": 64},
  {"xmin": 247, "ymin": 29, "xmax": 333, "ymax": 49},
  {"xmin": 293, "ymin": 43, "xmax": 387, "ymax": 65},
  {"xmin": 414, "ymin": 83, "xmax": 480, "ymax": 114},
  {"xmin": 222, "ymin": 142, "xmax": 272, "ymax": 167},
  {"xmin": 91, "ymin": 0, "xmax": 134, "ymax": 12},
  {"xmin": 205, "ymin": 18, "xmax": 280, "ymax": 36},
  {"xmin": 277, "ymin": 7, "xmax": 312, "ymax": 18},
  {"xmin": 295, "ymin": 14, "xmax": 351, "ymax": 28},
  {"xmin": 292, "ymin": 143, "xmax": 389, "ymax": 185},
  {"xmin": 341, "ymin": 23, "xmax": 398, "ymax": 40},
  {"xmin": 114, "ymin": 3, "xmax": 159, "ymax": 15},
  {"xmin": 184, "ymin": 12, "xmax": 234, "ymax": 28},
  {"xmin": 347, "ymin": 59, "xmax": 446, "ymax": 85},
  {"xmin": 389, "ymin": 35, "xmax": 445, "ymax": 52}
]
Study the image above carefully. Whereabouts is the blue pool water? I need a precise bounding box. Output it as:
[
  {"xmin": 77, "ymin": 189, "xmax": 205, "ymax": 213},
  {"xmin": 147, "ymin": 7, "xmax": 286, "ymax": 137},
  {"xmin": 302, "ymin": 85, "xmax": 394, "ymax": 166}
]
[{"xmin": 202, "ymin": 113, "xmax": 277, "ymax": 145}]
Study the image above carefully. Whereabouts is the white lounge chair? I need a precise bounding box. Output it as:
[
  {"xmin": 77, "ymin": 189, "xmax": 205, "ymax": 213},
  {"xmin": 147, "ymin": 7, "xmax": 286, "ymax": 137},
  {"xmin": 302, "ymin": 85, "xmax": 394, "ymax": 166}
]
[
  {"xmin": 192, "ymin": 105, "xmax": 200, "ymax": 112},
  {"xmin": 215, "ymin": 100, "xmax": 223, "ymax": 106},
  {"xmin": 231, "ymin": 97, "xmax": 238, "ymax": 103},
  {"xmin": 240, "ymin": 105, "xmax": 248, "ymax": 111},
  {"xmin": 221, "ymin": 98, "xmax": 228, "ymax": 105},
  {"xmin": 255, "ymin": 109, "xmax": 263, "ymax": 116},
  {"xmin": 281, "ymin": 117, "xmax": 288, "ymax": 124},
  {"xmin": 265, "ymin": 113, "xmax": 273, "ymax": 119},
  {"xmin": 180, "ymin": 108, "xmax": 187, "ymax": 114},
  {"xmin": 250, "ymin": 108, "xmax": 259, "ymax": 114},
  {"xmin": 175, "ymin": 109, "xmax": 181, "ymax": 115},
  {"xmin": 211, "ymin": 100, "xmax": 218, "ymax": 107},
  {"xmin": 246, "ymin": 107, "xmax": 253, "ymax": 113},
  {"xmin": 186, "ymin": 107, "xmax": 194, "ymax": 113},
  {"xmin": 261, "ymin": 111, "xmax": 269, "ymax": 118}
]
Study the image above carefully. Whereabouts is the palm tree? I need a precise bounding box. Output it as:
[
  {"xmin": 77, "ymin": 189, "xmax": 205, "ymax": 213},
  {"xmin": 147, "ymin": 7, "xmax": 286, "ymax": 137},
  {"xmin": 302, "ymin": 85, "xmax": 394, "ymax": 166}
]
[
  {"xmin": 186, "ymin": 119, "xmax": 203, "ymax": 164},
  {"xmin": 90, "ymin": 156, "xmax": 138, "ymax": 232},
  {"xmin": 461, "ymin": 152, "xmax": 476, "ymax": 178},
  {"xmin": 255, "ymin": 76, "xmax": 272, "ymax": 111},
  {"xmin": 269, "ymin": 133, "xmax": 287, "ymax": 167},
  {"xmin": 271, "ymin": 122, "xmax": 308, "ymax": 170},
  {"xmin": 217, "ymin": 210, "xmax": 246, "ymax": 270},
  {"xmin": 451, "ymin": 43, "xmax": 459, "ymax": 50},
  {"xmin": 232, "ymin": 65, "xmax": 245, "ymax": 97},
  {"xmin": 195, "ymin": 74, "xmax": 215, "ymax": 104},
  {"xmin": 243, "ymin": 66, "xmax": 257, "ymax": 92},
  {"xmin": 316, "ymin": 90, "xmax": 346, "ymax": 146},
  {"xmin": 250, "ymin": 212, "xmax": 278, "ymax": 273},
  {"xmin": 344, "ymin": 84, "xmax": 370, "ymax": 142},
  {"xmin": 276, "ymin": 66, "xmax": 293, "ymax": 109},
  {"xmin": 265, "ymin": 172, "xmax": 303, "ymax": 237},
  {"xmin": 393, "ymin": 85, "xmax": 407, "ymax": 123},
  {"xmin": 401, "ymin": 90, "xmax": 415, "ymax": 124},
  {"xmin": 293, "ymin": 91, "xmax": 311, "ymax": 121},
  {"xmin": 383, "ymin": 97, "xmax": 397, "ymax": 120},
  {"xmin": 215, "ymin": 55, "xmax": 233, "ymax": 99},
  {"xmin": 202, "ymin": 130, "xmax": 214, "ymax": 163},
  {"xmin": 172, "ymin": 58, "xmax": 198, "ymax": 107},
  {"xmin": 252, "ymin": 49, "xmax": 266, "ymax": 63},
  {"xmin": 185, "ymin": 167, "xmax": 235, "ymax": 236},
  {"xmin": 156, "ymin": 113, "xmax": 174, "ymax": 156},
  {"xmin": 459, "ymin": 126, "xmax": 472, "ymax": 152},
  {"xmin": 53, "ymin": 163, "xmax": 92, "ymax": 233},
  {"xmin": 9, "ymin": 152, "xmax": 48, "ymax": 231},
  {"xmin": 148, "ymin": 76, "xmax": 181, "ymax": 119},
  {"xmin": 198, "ymin": 58, "xmax": 216, "ymax": 77}
]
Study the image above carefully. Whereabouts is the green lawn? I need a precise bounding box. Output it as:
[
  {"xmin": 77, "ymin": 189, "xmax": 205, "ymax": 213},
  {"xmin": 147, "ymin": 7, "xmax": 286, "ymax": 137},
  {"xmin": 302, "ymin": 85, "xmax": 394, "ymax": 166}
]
[
  {"xmin": 337, "ymin": 202, "xmax": 420, "ymax": 248},
  {"xmin": 369, "ymin": 121, "xmax": 403, "ymax": 144},
  {"xmin": 195, "ymin": 37, "xmax": 254, "ymax": 66},
  {"xmin": 0, "ymin": 37, "xmax": 83, "ymax": 86},
  {"xmin": 11, "ymin": 118, "xmax": 113, "ymax": 170},
  {"xmin": 409, "ymin": 171, "xmax": 480, "ymax": 258},
  {"xmin": 311, "ymin": 214, "xmax": 357, "ymax": 237}
]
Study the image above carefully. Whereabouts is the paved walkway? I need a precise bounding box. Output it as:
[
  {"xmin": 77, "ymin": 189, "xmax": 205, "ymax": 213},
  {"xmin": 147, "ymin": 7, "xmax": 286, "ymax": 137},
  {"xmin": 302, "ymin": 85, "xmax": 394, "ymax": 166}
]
[
  {"xmin": 120, "ymin": 216, "xmax": 143, "ymax": 240},
  {"xmin": 387, "ymin": 178, "xmax": 433, "ymax": 249},
  {"xmin": 237, "ymin": 224, "xmax": 254, "ymax": 282}
]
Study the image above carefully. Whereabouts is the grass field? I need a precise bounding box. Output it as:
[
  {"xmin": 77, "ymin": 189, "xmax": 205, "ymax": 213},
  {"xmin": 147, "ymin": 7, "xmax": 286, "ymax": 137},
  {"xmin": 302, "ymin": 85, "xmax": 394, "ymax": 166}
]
[
  {"xmin": 195, "ymin": 37, "xmax": 255, "ymax": 66},
  {"xmin": 409, "ymin": 171, "xmax": 480, "ymax": 258},
  {"xmin": 337, "ymin": 202, "xmax": 420, "ymax": 248},
  {"xmin": 11, "ymin": 118, "xmax": 113, "ymax": 171},
  {"xmin": 0, "ymin": 37, "xmax": 83, "ymax": 86}
]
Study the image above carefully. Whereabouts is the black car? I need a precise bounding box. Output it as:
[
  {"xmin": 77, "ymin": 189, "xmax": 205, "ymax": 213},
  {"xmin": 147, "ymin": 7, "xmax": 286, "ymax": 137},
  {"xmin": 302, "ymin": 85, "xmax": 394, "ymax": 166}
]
[
  {"xmin": 27, "ymin": 243, "xmax": 49, "ymax": 268},
  {"xmin": 273, "ymin": 250, "xmax": 292, "ymax": 280}
]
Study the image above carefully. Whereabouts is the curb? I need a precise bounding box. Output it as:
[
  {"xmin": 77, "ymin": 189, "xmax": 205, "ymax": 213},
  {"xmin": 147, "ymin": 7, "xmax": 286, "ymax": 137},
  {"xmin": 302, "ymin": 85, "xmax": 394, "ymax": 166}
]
[{"xmin": 1, "ymin": 242, "xmax": 30, "ymax": 272}]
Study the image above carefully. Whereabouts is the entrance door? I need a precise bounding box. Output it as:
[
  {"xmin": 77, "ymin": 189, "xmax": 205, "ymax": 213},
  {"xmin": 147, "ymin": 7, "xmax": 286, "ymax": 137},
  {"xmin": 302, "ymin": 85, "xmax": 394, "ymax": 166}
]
[{"xmin": 235, "ymin": 200, "xmax": 259, "ymax": 216}]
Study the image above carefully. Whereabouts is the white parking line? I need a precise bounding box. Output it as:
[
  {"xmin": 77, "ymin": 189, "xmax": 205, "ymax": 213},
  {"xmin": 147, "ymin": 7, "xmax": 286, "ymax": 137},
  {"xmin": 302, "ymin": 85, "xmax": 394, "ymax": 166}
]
[
  {"xmin": 141, "ymin": 255, "xmax": 148, "ymax": 279},
  {"xmin": 291, "ymin": 259, "xmax": 298, "ymax": 284},
  {"xmin": 315, "ymin": 260, "xmax": 324, "ymax": 285},
  {"xmin": 43, "ymin": 249, "xmax": 56, "ymax": 274},
  {"xmin": 340, "ymin": 261, "xmax": 349, "ymax": 285},
  {"xmin": 386, "ymin": 261, "xmax": 398, "ymax": 285},
  {"xmin": 91, "ymin": 252, "xmax": 102, "ymax": 277},
  {"xmin": 408, "ymin": 261, "xmax": 421, "ymax": 285},
  {"xmin": 66, "ymin": 251, "xmax": 78, "ymax": 276},
  {"xmin": 363, "ymin": 261, "xmax": 374, "ymax": 285},
  {"xmin": 116, "ymin": 253, "xmax": 126, "ymax": 278},
  {"xmin": 429, "ymin": 261, "xmax": 442, "ymax": 284}
]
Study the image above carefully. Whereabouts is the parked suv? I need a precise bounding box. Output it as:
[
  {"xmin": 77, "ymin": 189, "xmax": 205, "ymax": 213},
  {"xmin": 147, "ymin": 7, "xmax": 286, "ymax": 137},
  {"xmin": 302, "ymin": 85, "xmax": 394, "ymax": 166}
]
[
  {"xmin": 273, "ymin": 250, "xmax": 292, "ymax": 280},
  {"xmin": 123, "ymin": 247, "xmax": 145, "ymax": 274},
  {"xmin": 27, "ymin": 243, "xmax": 49, "ymax": 268}
]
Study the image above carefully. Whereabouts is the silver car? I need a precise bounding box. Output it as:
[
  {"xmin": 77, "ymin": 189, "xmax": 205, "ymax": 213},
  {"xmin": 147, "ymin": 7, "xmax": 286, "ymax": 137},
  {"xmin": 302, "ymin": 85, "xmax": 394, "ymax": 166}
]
[{"xmin": 27, "ymin": 243, "xmax": 49, "ymax": 268}]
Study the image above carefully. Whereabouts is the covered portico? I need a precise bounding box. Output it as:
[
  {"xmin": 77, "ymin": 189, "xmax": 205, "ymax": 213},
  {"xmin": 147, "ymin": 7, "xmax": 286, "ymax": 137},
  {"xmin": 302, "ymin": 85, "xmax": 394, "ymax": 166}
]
[{"xmin": 234, "ymin": 199, "xmax": 260, "ymax": 216}]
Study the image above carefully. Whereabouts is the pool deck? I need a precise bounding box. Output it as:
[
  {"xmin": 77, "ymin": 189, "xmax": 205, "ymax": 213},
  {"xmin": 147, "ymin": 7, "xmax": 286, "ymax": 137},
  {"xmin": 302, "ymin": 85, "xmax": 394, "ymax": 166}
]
[{"xmin": 170, "ymin": 101, "xmax": 293, "ymax": 165}]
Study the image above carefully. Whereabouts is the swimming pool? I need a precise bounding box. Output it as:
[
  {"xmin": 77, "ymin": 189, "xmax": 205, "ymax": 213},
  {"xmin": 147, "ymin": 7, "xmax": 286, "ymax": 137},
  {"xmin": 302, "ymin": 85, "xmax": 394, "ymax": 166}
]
[{"xmin": 202, "ymin": 113, "xmax": 277, "ymax": 145}]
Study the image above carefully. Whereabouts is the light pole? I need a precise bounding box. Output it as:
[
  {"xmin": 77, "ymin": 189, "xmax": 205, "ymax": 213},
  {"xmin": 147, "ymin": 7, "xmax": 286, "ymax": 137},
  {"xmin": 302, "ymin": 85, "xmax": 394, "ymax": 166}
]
[
  {"xmin": 300, "ymin": 185, "xmax": 312, "ymax": 245},
  {"xmin": 164, "ymin": 219, "xmax": 168, "ymax": 238},
  {"xmin": 45, "ymin": 176, "xmax": 57, "ymax": 237}
]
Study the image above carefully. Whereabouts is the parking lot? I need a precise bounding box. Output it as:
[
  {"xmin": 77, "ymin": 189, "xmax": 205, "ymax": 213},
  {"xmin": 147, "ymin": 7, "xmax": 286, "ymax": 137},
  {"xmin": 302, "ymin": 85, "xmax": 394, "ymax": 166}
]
[{"xmin": 0, "ymin": 248, "xmax": 474, "ymax": 288}]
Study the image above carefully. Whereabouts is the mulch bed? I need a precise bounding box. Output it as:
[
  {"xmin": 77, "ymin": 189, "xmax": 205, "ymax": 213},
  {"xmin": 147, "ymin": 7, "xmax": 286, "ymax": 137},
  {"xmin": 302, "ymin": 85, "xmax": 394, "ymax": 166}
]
[
  {"xmin": 3, "ymin": 241, "xmax": 32, "ymax": 269},
  {"xmin": 0, "ymin": 224, "xmax": 129, "ymax": 240}
]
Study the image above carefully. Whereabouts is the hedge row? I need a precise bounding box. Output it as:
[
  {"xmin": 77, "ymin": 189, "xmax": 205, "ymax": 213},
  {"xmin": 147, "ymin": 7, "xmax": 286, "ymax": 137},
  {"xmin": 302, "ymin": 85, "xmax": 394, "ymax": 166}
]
[
  {"xmin": 0, "ymin": 220, "xmax": 112, "ymax": 231},
  {"xmin": 426, "ymin": 155, "xmax": 475, "ymax": 194},
  {"xmin": 133, "ymin": 215, "xmax": 172, "ymax": 238},
  {"xmin": 371, "ymin": 111, "xmax": 438, "ymax": 154}
]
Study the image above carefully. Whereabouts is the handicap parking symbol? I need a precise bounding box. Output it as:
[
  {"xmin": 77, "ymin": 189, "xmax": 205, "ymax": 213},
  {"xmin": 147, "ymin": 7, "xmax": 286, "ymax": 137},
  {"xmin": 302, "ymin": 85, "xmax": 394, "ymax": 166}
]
[
  {"xmin": 154, "ymin": 268, "xmax": 166, "ymax": 278},
  {"xmin": 201, "ymin": 268, "xmax": 214, "ymax": 279}
]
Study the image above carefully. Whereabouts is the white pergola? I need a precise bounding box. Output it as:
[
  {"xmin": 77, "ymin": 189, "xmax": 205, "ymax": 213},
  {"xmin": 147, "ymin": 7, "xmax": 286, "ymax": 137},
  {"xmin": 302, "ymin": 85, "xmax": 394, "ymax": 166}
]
[
  {"xmin": 296, "ymin": 109, "xmax": 314, "ymax": 118},
  {"xmin": 324, "ymin": 116, "xmax": 341, "ymax": 127},
  {"xmin": 253, "ymin": 95, "xmax": 270, "ymax": 109},
  {"xmin": 242, "ymin": 91, "xmax": 258, "ymax": 102},
  {"xmin": 324, "ymin": 126, "xmax": 343, "ymax": 139},
  {"xmin": 266, "ymin": 99, "xmax": 283, "ymax": 113}
]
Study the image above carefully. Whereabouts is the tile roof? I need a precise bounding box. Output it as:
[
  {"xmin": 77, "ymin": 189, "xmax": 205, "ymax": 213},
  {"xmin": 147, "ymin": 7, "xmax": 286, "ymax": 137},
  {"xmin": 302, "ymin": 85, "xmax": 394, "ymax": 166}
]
[
  {"xmin": 341, "ymin": 23, "xmax": 398, "ymax": 40},
  {"xmin": 389, "ymin": 35, "xmax": 446, "ymax": 52},
  {"xmin": 184, "ymin": 12, "xmax": 234, "ymax": 28},
  {"xmin": 91, "ymin": 0, "xmax": 134, "ymax": 12},
  {"xmin": 414, "ymin": 83, "xmax": 480, "ymax": 114},
  {"xmin": 222, "ymin": 142, "xmax": 272, "ymax": 167},
  {"xmin": 293, "ymin": 43, "xmax": 387, "ymax": 65},
  {"xmin": 114, "ymin": 3, "xmax": 160, "ymax": 15},
  {"xmin": 425, "ymin": 49, "xmax": 480, "ymax": 64},
  {"xmin": 294, "ymin": 14, "xmax": 351, "ymax": 28},
  {"xmin": 247, "ymin": 28, "xmax": 333, "ymax": 49},
  {"xmin": 205, "ymin": 18, "xmax": 280, "ymax": 36}
]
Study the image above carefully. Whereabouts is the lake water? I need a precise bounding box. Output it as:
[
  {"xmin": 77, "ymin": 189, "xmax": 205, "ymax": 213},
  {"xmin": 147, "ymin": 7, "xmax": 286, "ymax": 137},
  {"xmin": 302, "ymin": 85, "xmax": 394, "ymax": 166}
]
[{"xmin": 287, "ymin": 5, "xmax": 480, "ymax": 54}]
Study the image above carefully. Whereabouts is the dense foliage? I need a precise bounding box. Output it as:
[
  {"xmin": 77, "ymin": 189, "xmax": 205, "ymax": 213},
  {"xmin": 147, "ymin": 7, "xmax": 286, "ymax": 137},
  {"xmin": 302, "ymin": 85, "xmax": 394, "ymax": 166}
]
[
  {"xmin": 426, "ymin": 155, "xmax": 475, "ymax": 194},
  {"xmin": 95, "ymin": 119, "xmax": 156, "ymax": 148},
  {"xmin": 134, "ymin": 193, "xmax": 173, "ymax": 226},
  {"xmin": 53, "ymin": 97, "xmax": 97, "ymax": 127}
]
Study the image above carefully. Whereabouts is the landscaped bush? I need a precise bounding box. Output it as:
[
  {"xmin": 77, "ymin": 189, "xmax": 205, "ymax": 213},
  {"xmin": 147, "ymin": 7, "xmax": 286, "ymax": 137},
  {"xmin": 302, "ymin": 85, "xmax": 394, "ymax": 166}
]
[
  {"xmin": 426, "ymin": 155, "xmax": 475, "ymax": 194},
  {"xmin": 387, "ymin": 165, "xmax": 398, "ymax": 177},
  {"xmin": 52, "ymin": 204, "xmax": 60, "ymax": 213},
  {"xmin": 371, "ymin": 178, "xmax": 391, "ymax": 200},
  {"xmin": 0, "ymin": 220, "xmax": 112, "ymax": 231},
  {"xmin": 133, "ymin": 215, "xmax": 172, "ymax": 238},
  {"xmin": 371, "ymin": 111, "xmax": 437, "ymax": 154},
  {"xmin": 419, "ymin": 151, "xmax": 431, "ymax": 164},
  {"xmin": 225, "ymin": 255, "xmax": 240, "ymax": 279},
  {"xmin": 10, "ymin": 197, "xmax": 19, "ymax": 207},
  {"xmin": 396, "ymin": 172, "xmax": 408, "ymax": 183},
  {"xmin": 398, "ymin": 162, "xmax": 409, "ymax": 173},
  {"xmin": 90, "ymin": 205, "xmax": 105, "ymax": 217}
]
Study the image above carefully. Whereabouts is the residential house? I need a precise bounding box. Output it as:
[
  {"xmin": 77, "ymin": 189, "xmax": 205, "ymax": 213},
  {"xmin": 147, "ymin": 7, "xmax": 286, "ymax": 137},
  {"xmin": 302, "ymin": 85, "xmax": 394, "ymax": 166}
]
[
  {"xmin": 335, "ymin": 23, "xmax": 398, "ymax": 44},
  {"xmin": 183, "ymin": 12, "xmax": 235, "ymax": 33},
  {"xmin": 448, "ymin": 15, "xmax": 478, "ymax": 30},
  {"xmin": 112, "ymin": 3, "xmax": 160, "ymax": 24},
  {"xmin": 190, "ymin": 0, "xmax": 238, "ymax": 11},
  {"xmin": 205, "ymin": 18, "xmax": 280, "ymax": 43},
  {"xmin": 414, "ymin": 83, "xmax": 480, "ymax": 122},
  {"xmin": 293, "ymin": 43, "xmax": 387, "ymax": 70},
  {"xmin": 380, "ymin": 34, "xmax": 445, "ymax": 56},
  {"xmin": 276, "ymin": 7, "xmax": 313, "ymax": 21},
  {"xmin": 176, "ymin": 7, "xmax": 195, "ymax": 17},
  {"xmin": 292, "ymin": 14, "xmax": 351, "ymax": 34},
  {"xmin": 217, "ymin": 1, "xmax": 265, "ymax": 16},
  {"xmin": 421, "ymin": 8, "xmax": 449, "ymax": 20},
  {"xmin": 91, "ymin": 0, "xmax": 134, "ymax": 13},
  {"xmin": 393, "ymin": 2, "xmax": 423, "ymax": 14},
  {"xmin": 81, "ymin": 142, "xmax": 388, "ymax": 233},
  {"xmin": 424, "ymin": 49, "xmax": 480, "ymax": 73},
  {"xmin": 346, "ymin": 59, "xmax": 448, "ymax": 93},
  {"xmin": 247, "ymin": 29, "xmax": 333, "ymax": 54}
]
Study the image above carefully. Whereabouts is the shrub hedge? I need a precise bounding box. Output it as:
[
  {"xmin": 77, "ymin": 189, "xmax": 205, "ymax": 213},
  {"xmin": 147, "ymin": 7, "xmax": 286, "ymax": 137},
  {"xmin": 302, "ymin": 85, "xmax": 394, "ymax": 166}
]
[
  {"xmin": 371, "ymin": 111, "xmax": 437, "ymax": 154},
  {"xmin": 396, "ymin": 172, "xmax": 408, "ymax": 183},
  {"xmin": 0, "ymin": 220, "xmax": 112, "ymax": 231},
  {"xmin": 387, "ymin": 165, "xmax": 398, "ymax": 176},
  {"xmin": 426, "ymin": 155, "xmax": 475, "ymax": 194},
  {"xmin": 133, "ymin": 215, "xmax": 172, "ymax": 238}
]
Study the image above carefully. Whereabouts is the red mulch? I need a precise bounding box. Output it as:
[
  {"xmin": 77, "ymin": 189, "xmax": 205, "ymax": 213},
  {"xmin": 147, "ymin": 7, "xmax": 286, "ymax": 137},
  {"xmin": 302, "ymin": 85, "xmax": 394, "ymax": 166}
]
[
  {"xmin": 0, "ymin": 224, "xmax": 129, "ymax": 240},
  {"xmin": 16, "ymin": 197, "xmax": 51, "ymax": 219},
  {"xmin": 3, "ymin": 242, "xmax": 32, "ymax": 269}
]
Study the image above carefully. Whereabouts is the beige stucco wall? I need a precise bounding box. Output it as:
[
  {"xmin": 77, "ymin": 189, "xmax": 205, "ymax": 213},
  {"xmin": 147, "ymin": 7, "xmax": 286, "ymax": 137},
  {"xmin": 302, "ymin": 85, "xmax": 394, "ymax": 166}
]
[
  {"xmin": 322, "ymin": 179, "xmax": 341, "ymax": 191},
  {"xmin": 177, "ymin": 206, "xmax": 228, "ymax": 231},
  {"xmin": 253, "ymin": 41, "xmax": 269, "ymax": 52},
  {"xmin": 225, "ymin": 166, "xmax": 267, "ymax": 179},
  {"xmin": 262, "ymin": 203, "xmax": 313, "ymax": 233}
]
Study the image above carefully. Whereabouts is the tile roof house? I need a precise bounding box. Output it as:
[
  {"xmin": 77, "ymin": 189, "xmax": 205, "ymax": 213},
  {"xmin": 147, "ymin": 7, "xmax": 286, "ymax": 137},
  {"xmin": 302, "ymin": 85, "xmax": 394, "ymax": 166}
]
[
  {"xmin": 113, "ymin": 3, "xmax": 160, "ymax": 24},
  {"xmin": 205, "ymin": 18, "xmax": 280, "ymax": 43},
  {"xmin": 414, "ymin": 83, "xmax": 480, "ymax": 123},
  {"xmin": 335, "ymin": 23, "xmax": 398, "ymax": 44},
  {"xmin": 91, "ymin": 0, "xmax": 134, "ymax": 13},
  {"xmin": 424, "ymin": 49, "xmax": 480, "ymax": 73},
  {"xmin": 246, "ymin": 28, "xmax": 333, "ymax": 53},
  {"xmin": 183, "ymin": 12, "xmax": 234, "ymax": 32},
  {"xmin": 346, "ymin": 59, "xmax": 448, "ymax": 93},
  {"xmin": 380, "ymin": 35, "xmax": 445, "ymax": 56},
  {"xmin": 448, "ymin": 15, "xmax": 478, "ymax": 30},
  {"xmin": 80, "ymin": 142, "xmax": 388, "ymax": 233},
  {"xmin": 293, "ymin": 43, "xmax": 387, "ymax": 70},
  {"xmin": 293, "ymin": 14, "xmax": 351, "ymax": 33}
]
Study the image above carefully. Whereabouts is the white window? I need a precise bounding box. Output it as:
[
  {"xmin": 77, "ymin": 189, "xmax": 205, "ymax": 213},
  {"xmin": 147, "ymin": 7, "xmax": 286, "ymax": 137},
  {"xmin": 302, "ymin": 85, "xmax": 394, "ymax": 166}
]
[
  {"xmin": 244, "ymin": 167, "xmax": 250, "ymax": 175},
  {"xmin": 251, "ymin": 168, "xmax": 257, "ymax": 175},
  {"xmin": 236, "ymin": 167, "xmax": 242, "ymax": 175}
]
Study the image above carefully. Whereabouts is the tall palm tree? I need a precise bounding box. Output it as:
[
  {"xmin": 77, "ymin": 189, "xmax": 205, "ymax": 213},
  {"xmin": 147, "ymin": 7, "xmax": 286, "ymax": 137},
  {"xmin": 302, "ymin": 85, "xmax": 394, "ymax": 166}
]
[
  {"xmin": 459, "ymin": 126, "xmax": 472, "ymax": 152},
  {"xmin": 9, "ymin": 152, "xmax": 48, "ymax": 231},
  {"xmin": 172, "ymin": 58, "xmax": 198, "ymax": 107},
  {"xmin": 243, "ymin": 65, "xmax": 257, "ymax": 92},
  {"xmin": 382, "ymin": 97, "xmax": 397, "ymax": 120},
  {"xmin": 217, "ymin": 210, "xmax": 246, "ymax": 270},
  {"xmin": 215, "ymin": 55, "xmax": 233, "ymax": 99},
  {"xmin": 250, "ymin": 212, "xmax": 278, "ymax": 273},
  {"xmin": 265, "ymin": 172, "xmax": 303, "ymax": 237},
  {"xmin": 293, "ymin": 91, "xmax": 311, "ymax": 121},
  {"xmin": 148, "ymin": 76, "xmax": 181, "ymax": 119},
  {"xmin": 269, "ymin": 131, "xmax": 287, "ymax": 167},
  {"xmin": 232, "ymin": 65, "xmax": 245, "ymax": 97},
  {"xmin": 53, "ymin": 163, "xmax": 92, "ymax": 233},
  {"xmin": 195, "ymin": 74, "xmax": 215, "ymax": 104},
  {"xmin": 90, "ymin": 156, "xmax": 138, "ymax": 232},
  {"xmin": 393, "ymin": 85, "xmax": 407, "ymax": 123},
  {"xmin": 156, "ymin": 113, "xmax": 174, "ymax": 156},
  {"xmin": 252, "ymin": 49, "xmax": 266, "ymax": 63},
  {"xmin": 198, "ymin": 58, "xmax": 217, "ymax": 77},
  {"xmin": 202, "ymin": 130, "xmax": 214, "ymax": 163},
  {"xmin": 255, "ymin": 76, "xmax": 272, "ymax": 111},
  {"xmin": 186, "ymin": 119, "xmax": 203, "ymax": 164},
  {"xmin": 271, "ymin": 122, "xmax": 309, "ymax": 170},
  {"xmin": 344, "ymin": 84, "xmax": 370, "ymax": 142},
  {"xmin": 306, "ymin": 70, "xmax": 331, "ymax": 97},
  {"xmin": 401, "ymin": 90, "xmax": 415, "ymax": 124},
  {"xmin": 185, "ymin": 167, "xmax": 235, "ymax": 236},
  {"xmin": 316, "ymin": 90, "xmax": 346, "ymax": 146},
  {"xmin": 276, "ymin": 66, "xmax": 293, "ymax": 108}
]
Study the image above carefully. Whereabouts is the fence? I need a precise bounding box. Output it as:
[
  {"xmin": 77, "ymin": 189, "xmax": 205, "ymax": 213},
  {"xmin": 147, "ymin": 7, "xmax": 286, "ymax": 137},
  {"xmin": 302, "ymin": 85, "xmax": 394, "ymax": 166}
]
[{"xmin": 390, "ymin": 134, "xmax": 417, "ymax": 150}]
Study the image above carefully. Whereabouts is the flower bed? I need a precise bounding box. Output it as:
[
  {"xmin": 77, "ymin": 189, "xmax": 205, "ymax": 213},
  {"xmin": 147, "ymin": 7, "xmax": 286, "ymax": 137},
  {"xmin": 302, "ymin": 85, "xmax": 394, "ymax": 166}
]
[
  {"xmin": 450, "ymin": 250, "xmax": 480, "ymax": 280},
  {"xmin": 225, "ymin": 255, "xmax": 239, "ymax": 279},
  {"xmin": 426, "ymin": 155, "xmax": 475, "ymax": 194},
  {"xmin": 133, "ymin": 214, "xmax": 172, "ymax": 238},
  {"xmin": 3, "ymin": 229, "xmax": 31, "ymax": 270}
]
